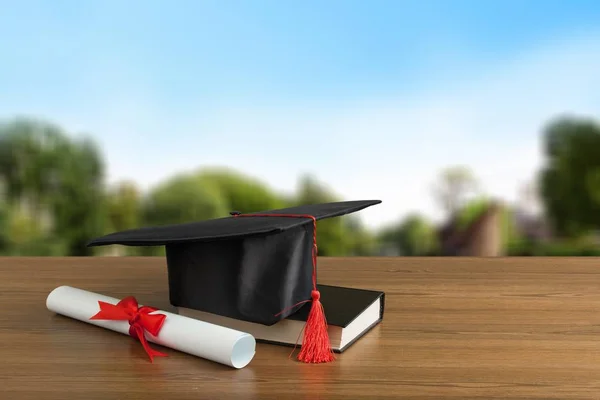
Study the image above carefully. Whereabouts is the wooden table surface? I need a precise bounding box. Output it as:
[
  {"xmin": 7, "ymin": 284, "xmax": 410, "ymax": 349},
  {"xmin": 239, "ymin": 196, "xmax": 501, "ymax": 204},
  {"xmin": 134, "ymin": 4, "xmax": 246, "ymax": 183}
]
[{"xmin": 2, "ymin": 257, "xmax": 600, "ymax": 399}]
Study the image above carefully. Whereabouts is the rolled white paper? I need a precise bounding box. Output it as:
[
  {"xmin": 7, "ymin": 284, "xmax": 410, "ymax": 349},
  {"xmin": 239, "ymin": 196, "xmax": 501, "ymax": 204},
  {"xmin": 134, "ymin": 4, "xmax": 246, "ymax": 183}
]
[{"xmin": 46, "ymin": 286, "xmax": 256, "ymax": 369}]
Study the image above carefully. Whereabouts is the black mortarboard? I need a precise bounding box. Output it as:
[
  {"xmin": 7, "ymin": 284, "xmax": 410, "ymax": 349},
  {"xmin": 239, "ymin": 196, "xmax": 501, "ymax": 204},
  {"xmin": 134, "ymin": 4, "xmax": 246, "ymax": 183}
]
[{"xmin": 87, "ymin": 199, "xmax": 381, "ymax": 363}]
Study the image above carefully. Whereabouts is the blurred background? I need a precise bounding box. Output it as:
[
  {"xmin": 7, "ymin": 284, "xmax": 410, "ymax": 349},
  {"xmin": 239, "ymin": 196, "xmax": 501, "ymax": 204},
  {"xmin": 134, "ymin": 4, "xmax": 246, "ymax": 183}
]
[{"xmin": 1, "ymin": 1, "xmax": 600, "ymax": 257}]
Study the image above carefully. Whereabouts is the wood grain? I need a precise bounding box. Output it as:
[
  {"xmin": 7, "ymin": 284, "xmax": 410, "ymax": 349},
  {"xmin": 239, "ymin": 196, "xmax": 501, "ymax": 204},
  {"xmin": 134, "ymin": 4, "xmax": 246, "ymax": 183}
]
[{"xmin": 2, "ymin": 257, "xmax": 600, "ymax": 399}]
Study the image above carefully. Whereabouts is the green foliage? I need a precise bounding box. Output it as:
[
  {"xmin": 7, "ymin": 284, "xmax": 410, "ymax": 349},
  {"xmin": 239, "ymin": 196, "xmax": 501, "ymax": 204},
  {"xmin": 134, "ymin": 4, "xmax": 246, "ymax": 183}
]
[
  {"xmin": 293, "ymin": 175, "xmax": 351, "ymax": 256},
  {"xmin": 2, "ymin": 113, "xmax": 598, "ymax": 258},
  {"xmin": 500, "ymin": 207, "xmax": 523, "ymax": 250},
  {"xmin": 7, "ymin": 205, "xmax": 44, "ymax": 246},
  {"xmin": 99, "ymin": 181, "xmax": 144, "ymax": 256},
  {"xmin": 379, "ymin": 214, "xmax": 439, "ymax": 256},
  {"xmin": 539, "ymin": 116, "xmax": 600, "ymax": 236},
  {"xmin": 344, "ymin": 218, "xmax": 378, "ymax": 256},
  {"xmin": 434, "ymin": 165, "xmax": 479, "ymax": 216},
  {"xmin": 508, "ymin": 239, "xmax": 600, "ymax": 256},
  {"xmin": 137, "ymin": 172, "xmax": 228, "ymax": 256},
  {"xmin": 106, "ymin": 181, "xmax": 142, "ymax": 233},
  {"xmin": 5, "ymin": 237, "xmax": 68, "ymax": 256},
  {"xmin": 195, "ymin": 167, "xmax": 287, "ymax": 212},
  {"xmin": 0, "ymin": 118, "xmax": 106, "ymax": 255},
  {"xmin": 143, "ymin": 172, "xmax": 228, "ymax": 226},
  {"xmin": 456, "ymin": 197, "xmax": 490, "ymax": 230},
  {"xmin": 44, "ymin": 136, "xmax": 106, "ymax": 255},
  {"xmin": 0, "ymin": 200, "xmax": 8, "ymax": 253},
  {"xmin": 402, "ymin": 215, "xmax": 439, "ymax": 256},
  {"xmin": 142, "ymin": 168, "xmax": 287, "ymax": 228},
  {"xmin": 0, "ymin": 200, "xmax": 67, "ymax": 256}
]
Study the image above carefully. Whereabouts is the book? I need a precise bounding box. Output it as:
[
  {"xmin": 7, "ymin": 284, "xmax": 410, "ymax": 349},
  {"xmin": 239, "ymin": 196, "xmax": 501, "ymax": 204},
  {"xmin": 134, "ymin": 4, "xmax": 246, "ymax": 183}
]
[{"xmin": 176, "ymin": 284, "xmax": 385, "ymax": 353}]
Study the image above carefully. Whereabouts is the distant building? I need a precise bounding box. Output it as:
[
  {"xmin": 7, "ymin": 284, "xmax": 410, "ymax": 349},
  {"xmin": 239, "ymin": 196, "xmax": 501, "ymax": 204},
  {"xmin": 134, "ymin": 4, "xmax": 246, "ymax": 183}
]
[
  {"xmin": 377, "ymin": 194, "xmax": 554, "ymax": 257},
  {"xmin": 438, "ymin": 202, "xmax": 504, "ymax": 256},
  {"xmin": 513, "ymin": 209, "xmax": 552, "ymax": 242}
]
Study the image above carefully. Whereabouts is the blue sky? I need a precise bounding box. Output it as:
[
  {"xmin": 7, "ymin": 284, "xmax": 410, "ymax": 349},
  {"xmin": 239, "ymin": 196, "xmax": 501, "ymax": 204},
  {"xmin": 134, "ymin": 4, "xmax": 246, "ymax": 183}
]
[{"xmin": 2, "ymin": 1, "xmax": 600, "ymax": 227}]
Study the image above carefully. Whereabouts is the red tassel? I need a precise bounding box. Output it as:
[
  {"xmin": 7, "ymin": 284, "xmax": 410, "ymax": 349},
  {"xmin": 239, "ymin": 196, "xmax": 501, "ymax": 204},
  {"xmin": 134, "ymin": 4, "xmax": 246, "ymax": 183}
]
[{"xmin": 297, "ymin": 290, "xmax": 335, "ymax": 363}]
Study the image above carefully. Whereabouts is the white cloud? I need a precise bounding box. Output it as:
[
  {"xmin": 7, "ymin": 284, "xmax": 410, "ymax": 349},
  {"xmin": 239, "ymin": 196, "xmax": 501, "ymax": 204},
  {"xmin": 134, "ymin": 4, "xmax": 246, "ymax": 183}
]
[{"xmin": 4, "ymin": 31, "xmax": 600, "ymax": 230}]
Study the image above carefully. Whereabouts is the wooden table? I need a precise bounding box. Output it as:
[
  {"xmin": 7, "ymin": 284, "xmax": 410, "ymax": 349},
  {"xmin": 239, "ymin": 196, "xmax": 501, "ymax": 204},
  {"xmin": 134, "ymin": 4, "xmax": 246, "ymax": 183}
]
[{"xmin": 2, "ymin": 257, "xmax": 600, "ymax": 399}]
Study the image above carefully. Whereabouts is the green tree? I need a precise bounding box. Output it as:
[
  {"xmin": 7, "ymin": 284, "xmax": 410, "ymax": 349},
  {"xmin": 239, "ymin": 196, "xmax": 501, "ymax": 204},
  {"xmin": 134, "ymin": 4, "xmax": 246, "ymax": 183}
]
[
  {"xmin": 292, "ymin": 175, "xmax": 348, "ymax": 256},
  {"xmin": 539, "ymin": 116, "xmax": 600, "ymax": 236},
  {"xmin": 106, "ymin": 181, "xmax": 142, "ymax": 233},
  {"xmin": 140, "ymin": 172, "xmax": 229, "ymax": 256},
  {"xmin": 52, "ymin": 138, "xmax": 106, "ymax": 255},
  {"xmin": 379, "ymin": 214, "xmax": 438, "ymax": 256},
  {"xmin": 456, "ymin": 197, "xmax": 491, "ymax": 230},
  {"xmin": 142, "ymin": 168, "xmax": 289, "ymax": 227},
  {"xmin": 344, "ymin": 217, "xmax": 378, "ymax": 256},
  {"xmin": 195, "ymin": 167, "xmax": 286, "ymax": 213},
  {"xmin": 141, "ymin": 168, "xmax": 289, "ymax": 256},
  {"xmin": 0, "ymin": 118, "xmax": 106, "ymax": 255},
  {"xmin": 143, "ymin": 172, "xmax": 228, "ymax": 227},
  {"xmin": 0, "ymin": 178, "xmax": 7, "ymax": 253},
  {"xmin": 292, "ymin": 175, "xmax": 379, "ymax": 256},
  {"xmin": 433, "ymin": 165, "xmax": 479, "ymax": 217}
]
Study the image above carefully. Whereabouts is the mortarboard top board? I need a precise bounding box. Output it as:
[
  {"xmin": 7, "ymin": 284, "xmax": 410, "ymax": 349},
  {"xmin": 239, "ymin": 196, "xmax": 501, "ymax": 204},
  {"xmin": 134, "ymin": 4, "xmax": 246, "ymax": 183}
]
[{"xmin": 88, "ymin": 199, "xmax": 381, "ymax": 363}]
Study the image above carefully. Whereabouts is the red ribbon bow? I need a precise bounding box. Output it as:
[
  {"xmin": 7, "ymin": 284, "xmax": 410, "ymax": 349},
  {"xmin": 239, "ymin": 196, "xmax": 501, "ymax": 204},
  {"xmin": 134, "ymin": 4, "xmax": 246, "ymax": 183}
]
[{"xmin": 90, "ymin": 296, "xmax": 168, "ymax": 362}]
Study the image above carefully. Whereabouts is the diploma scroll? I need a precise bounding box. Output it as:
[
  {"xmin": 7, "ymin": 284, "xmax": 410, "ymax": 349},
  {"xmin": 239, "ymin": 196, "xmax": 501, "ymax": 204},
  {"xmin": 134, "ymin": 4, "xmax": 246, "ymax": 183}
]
[{"xmin": 46, "ymin": 286, "xmax": 256, "ymax": 369}]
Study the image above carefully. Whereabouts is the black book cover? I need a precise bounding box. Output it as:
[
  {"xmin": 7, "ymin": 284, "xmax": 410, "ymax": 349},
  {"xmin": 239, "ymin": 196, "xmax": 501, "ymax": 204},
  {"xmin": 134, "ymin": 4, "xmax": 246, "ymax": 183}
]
[
  {"xmin": 261, "ymin": 284, "xmax": 385, "ymax": 353},
  {"xmin": 290, "ymin": 284, "xmax": 385, "ymax": 326}
]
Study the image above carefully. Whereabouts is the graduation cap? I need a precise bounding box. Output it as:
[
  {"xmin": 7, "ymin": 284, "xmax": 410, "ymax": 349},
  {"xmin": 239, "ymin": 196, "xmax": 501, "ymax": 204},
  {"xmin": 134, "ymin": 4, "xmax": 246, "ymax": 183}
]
[{"xmin": 88, "ymin": 199, "xmax": 381, "ymax": 363}]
